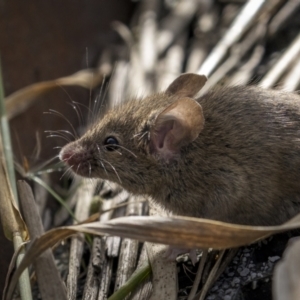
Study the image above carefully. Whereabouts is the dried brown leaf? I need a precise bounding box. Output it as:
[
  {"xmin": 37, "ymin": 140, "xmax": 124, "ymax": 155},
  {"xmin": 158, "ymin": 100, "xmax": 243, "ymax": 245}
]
[
  {"xmin": 5, "ymin": 214, "xmax": 300, "ymax": 300},
  {"xmin": 0, "ymin": 157, "xmax": 28, "ymax": 242},
  {"xmin": 5, "ymin": 68, "xmax": 104, "ymax": 119}
]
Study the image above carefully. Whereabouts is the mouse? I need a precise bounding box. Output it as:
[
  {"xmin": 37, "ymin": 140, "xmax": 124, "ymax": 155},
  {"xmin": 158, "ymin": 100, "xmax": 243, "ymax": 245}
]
[{"xmin": 59, "ymin": 73, "xmax": 300, "ymax": 226}]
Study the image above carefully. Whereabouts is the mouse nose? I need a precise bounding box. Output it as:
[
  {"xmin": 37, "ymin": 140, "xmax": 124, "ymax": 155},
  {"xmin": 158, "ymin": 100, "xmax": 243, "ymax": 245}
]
[{"xmin": 59, "ymin": 143, "xmax": 83, "ymax": 167}]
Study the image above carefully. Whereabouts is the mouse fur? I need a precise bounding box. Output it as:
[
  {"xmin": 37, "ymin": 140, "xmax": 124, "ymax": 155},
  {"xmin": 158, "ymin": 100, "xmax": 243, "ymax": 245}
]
[{"xmin": 60, "ymin": 74, "xmax": 300, "ymax": 226}]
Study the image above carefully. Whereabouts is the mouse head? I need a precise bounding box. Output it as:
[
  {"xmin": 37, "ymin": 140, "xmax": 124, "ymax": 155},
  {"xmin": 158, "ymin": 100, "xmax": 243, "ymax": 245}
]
[{"xmin": 59, "ymin": 73, "xmax": 206, "ymax": 191}]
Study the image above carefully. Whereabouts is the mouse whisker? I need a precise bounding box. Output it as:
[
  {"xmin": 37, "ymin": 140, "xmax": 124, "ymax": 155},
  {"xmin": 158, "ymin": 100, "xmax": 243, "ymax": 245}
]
[
  {"xmin": 76, "ymin": 163, "xmax": 81, "ymax": 175},
  {"xmin": 46, "ymin": 134, "xmax": 71, "ymax": 143},
  {"xmin": 96, "ymin": 144, "xmax": 110, "ymax": 176},
  {"xmin": 67, "ymin": 102, "xmax": 84, "ymax": 129},
  {"xmin": 44, "ymin": 109, "xmax": 78, "ymax": 139},
  {"xmin": 132, "ymin": 131, "xmax": 147, "ymax": 141},
  {"xmin": 45, "ymin": 130, "xmax": 76, "ymax": 140},
  {"xmin": 100, "ymin": 143, "xmax": 136, "ymax": 158},
  {"xmin": 113, "ymin": 144, "xmax": 137, "ymax": 158},
  {"xmin": 101, "ymin": 158, "xmax": 122, "ymax": 184},
  {"xmin": 60, "ymin": 165, "xmax": 74, "ymax": 180}
]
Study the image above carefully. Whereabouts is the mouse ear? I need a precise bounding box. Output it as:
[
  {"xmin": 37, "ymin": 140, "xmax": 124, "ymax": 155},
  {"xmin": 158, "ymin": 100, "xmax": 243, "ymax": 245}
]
[
  {"xmin": 150, "ymin": 97, "xmax": 204, "ymax": 161},
  {"xmin": 166, "ymin": 73, "xmax": 207, "ymax": 98}
]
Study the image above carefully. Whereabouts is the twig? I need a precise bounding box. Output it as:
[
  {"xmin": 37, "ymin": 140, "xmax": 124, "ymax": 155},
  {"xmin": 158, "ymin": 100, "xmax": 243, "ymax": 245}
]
[
  {"xmin": 67, "ymin": 180, "xmax": 95, "ymax": 299},
  {"xmin": 114, "ymin": 196, "xmax": 143, "ymax": 293},
  {"xmin": 269, "ymin": 0, "xmax": 300, "ymax": 36},
  {"xmin": 0, "ymin": 59, "xmax": 32, "ymax": 300},
  {"xmin": 229, "ymin": 44, "xmax": 265, "ymax": 86},
  {"xmin": 260, "ymin": 32, "xmax": 300, "ymax": 88},
  {"xmin": 157, "ymin": 34, "xmax": 187, "ymax": 91},
  {"xmin": 187, "ymin": 249, "xmax": 208, "ymax": 300},
  {"xmin": 157, "ymin": 0, "xmax": 200, "ymax": 54},
  {"xmin": 197, "ymin": 250, "xmax": 226, "ymax": 300},
  {"xmin": 281, "ymin": 58, "xmax": 300, "ymax": 91},
  {"xmin": 200, "ymin": 22, "xmax": 267, "ymax": 94},
  {"xmin": 198, "ymin": 0, "xmax": 266, "ymax": 77}
]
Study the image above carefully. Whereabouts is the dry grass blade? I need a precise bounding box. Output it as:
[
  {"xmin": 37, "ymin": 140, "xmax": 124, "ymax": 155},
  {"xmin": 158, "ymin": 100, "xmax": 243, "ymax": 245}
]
[
  {"xmin": 17, "ymin": 180, "xmax": 67, "ymax": 300},
  {"xmin": 5, "ymin": 68, "xmax": 104, "ymax": 119},
  {"xmin": 6, "ymin": 214, "xmax": 300, "ymax": 300},
  {"xmin": 0, "ymin": 157, "xmax": 28, "ymax": 242},
  {"xmin": 260, "ymin": 32, "xmax": 300, "ymax": 88},
  {"xmin": 198, "ymin": 0, "xmax": 266, "ymax": 76}
]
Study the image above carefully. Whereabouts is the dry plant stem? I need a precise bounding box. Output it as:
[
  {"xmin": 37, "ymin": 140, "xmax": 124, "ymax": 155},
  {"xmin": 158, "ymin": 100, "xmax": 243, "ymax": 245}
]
[
  {"xmin": 128, "ymin": 46, "xmax": 151, "ymax": 97},
  {"xmin": 229, "ymin": 44, "xmax": 265, "ymax": 86},
  {"xmin": 146, "ymin": 242, "xmax": 178, "ymax": 300},
  {"xmin": 0, "ymin": 138, "xmax": 31, "ymax": 300},
  {"xmin": 198, "ymin": 250, "xmax": 225, "ymax": 300},
  {"xmin": 67, "ymin": 180, "xmax": 95, "ymax": 300},
  {"xmin": 187, "ymin": 250, "xmax": 208, "ymax": 300},
  {"xmin": 98, "ymin": 48, "xmax": 114, "ymax": 77},
  {"xmin": 83, "ymin": 188, "xmax": 128, "ymax": 299},
  {"xmin": 273, "ymin": 238, "xmax": 300, "ymax": 300},
  {"xmin": 12, "ymin": 234, "xmax": 33, "ymax": 300},
  {"xmin": 213, "ymin": 248, "xmax": 239, "ymax": 283},
  {"xmin": 147, "ymin": 203, "xmax": 177, "ymax": 300},
  {"xmin": 157, "ymin": 34, "xmax": 187, "ymax": 91},
  {"xmin": 97, "ymin": 249, "xmax": 114, "ymax": 300},
  {"xmin": 198, "ymin": 0, "xmax": 266, "ymax": 77},
  {"xmin": 53, "ymin": 177, "xmax": 82, "ymax": 226},
  {"xmin": 269, "ymin": 0, "xmax": 300, "ymax": 36},
  {"xmin": 200, "ymin": 23, "xmax": 266, "ymax": 94},
  {"xmin": 114, "ymin": 196, "xmax": 143, "ymax": 292},
  {"xmin": 108, "ymin": 60, "xmax": 130, "ymax": 109},
  {"xmin": 81, "ymin": 237, "xmax": 103, "ymax": 300},
  {"xmin": 281, "ymin": 58, "xmax": 300, "ymax": 91},
  {"xmin": 0, "ymin": 60, "xmax": 18, "ymax": 202},
  {"xmin": 260, "ymin": 32, "xmax": 300, "ymax": 88},
  {"xmin": 17, "ymin": 180, "xmax": 67, "ymax": 300},
  {"xmin": 33, "ymin": 174, "xmax": 49, "ymax": 227},
  {"xmin": 185, "ymin": 39, "xmax": 208, "ymax": 74},
  {"xmin": 129, "ymin": 245, "xmax": 153, "ymax": 300},
  {"xmin": 157, "ymin": 0, "xmax": 199, "ymax": 54},
  {"xmin": 106, "ymin": 191, "xmax": 129, "ymax": 258},
  {"xmin": 138, "ymin": 0, "xmax": 158, "ymax": 75}
]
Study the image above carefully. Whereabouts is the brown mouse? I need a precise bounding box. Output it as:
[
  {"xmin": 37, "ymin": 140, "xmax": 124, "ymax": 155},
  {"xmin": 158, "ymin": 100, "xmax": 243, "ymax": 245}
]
[{"xmin": 59, "ymin": 73, "xmax": 300, "ymax": 226}]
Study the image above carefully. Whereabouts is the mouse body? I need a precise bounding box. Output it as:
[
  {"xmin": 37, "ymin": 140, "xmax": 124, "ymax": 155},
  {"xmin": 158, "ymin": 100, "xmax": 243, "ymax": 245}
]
[{"xmin": 60, "ymin": 74, "xmax": 300, "ymax": 226}]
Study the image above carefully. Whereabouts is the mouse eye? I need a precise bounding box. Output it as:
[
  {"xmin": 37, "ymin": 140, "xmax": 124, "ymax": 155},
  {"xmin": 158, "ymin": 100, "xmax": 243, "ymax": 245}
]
[{"xmin": 104, "ymin": 136, "xmax": 119, "ymax": 151}]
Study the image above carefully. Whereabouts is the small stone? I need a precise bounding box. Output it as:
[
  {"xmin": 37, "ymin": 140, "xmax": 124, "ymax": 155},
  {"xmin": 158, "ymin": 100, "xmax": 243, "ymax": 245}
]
[
  {"xmin": 223, "ymin": 282, "xmax": 230, "ymax": 289},
  {"xmin": 239, "ymin": 268, "xmax": 250, "ymax": 277},
  {"xmin": 232, "ymin": 278, "xmax": 241, "ymax": 285},
  {"xmin": 211, "ymin": 285, "xmax": 219, "ymax": 292},
  {"xmin": 269, "ymin": 256, "xmax": 280, "ymax": 263}
]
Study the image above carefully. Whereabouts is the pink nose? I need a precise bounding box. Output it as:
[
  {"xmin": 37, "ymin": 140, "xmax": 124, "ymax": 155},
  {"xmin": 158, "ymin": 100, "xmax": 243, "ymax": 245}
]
[{"xmin": 60, "ymin": 146, "xmax": 81, "ymax": 167}]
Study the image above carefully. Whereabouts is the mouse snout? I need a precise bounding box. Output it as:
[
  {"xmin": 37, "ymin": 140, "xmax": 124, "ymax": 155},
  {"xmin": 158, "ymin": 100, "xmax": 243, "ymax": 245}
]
[{"xmin": 59, "ymin": 143, "xmax": 84, "ymax": 167}]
